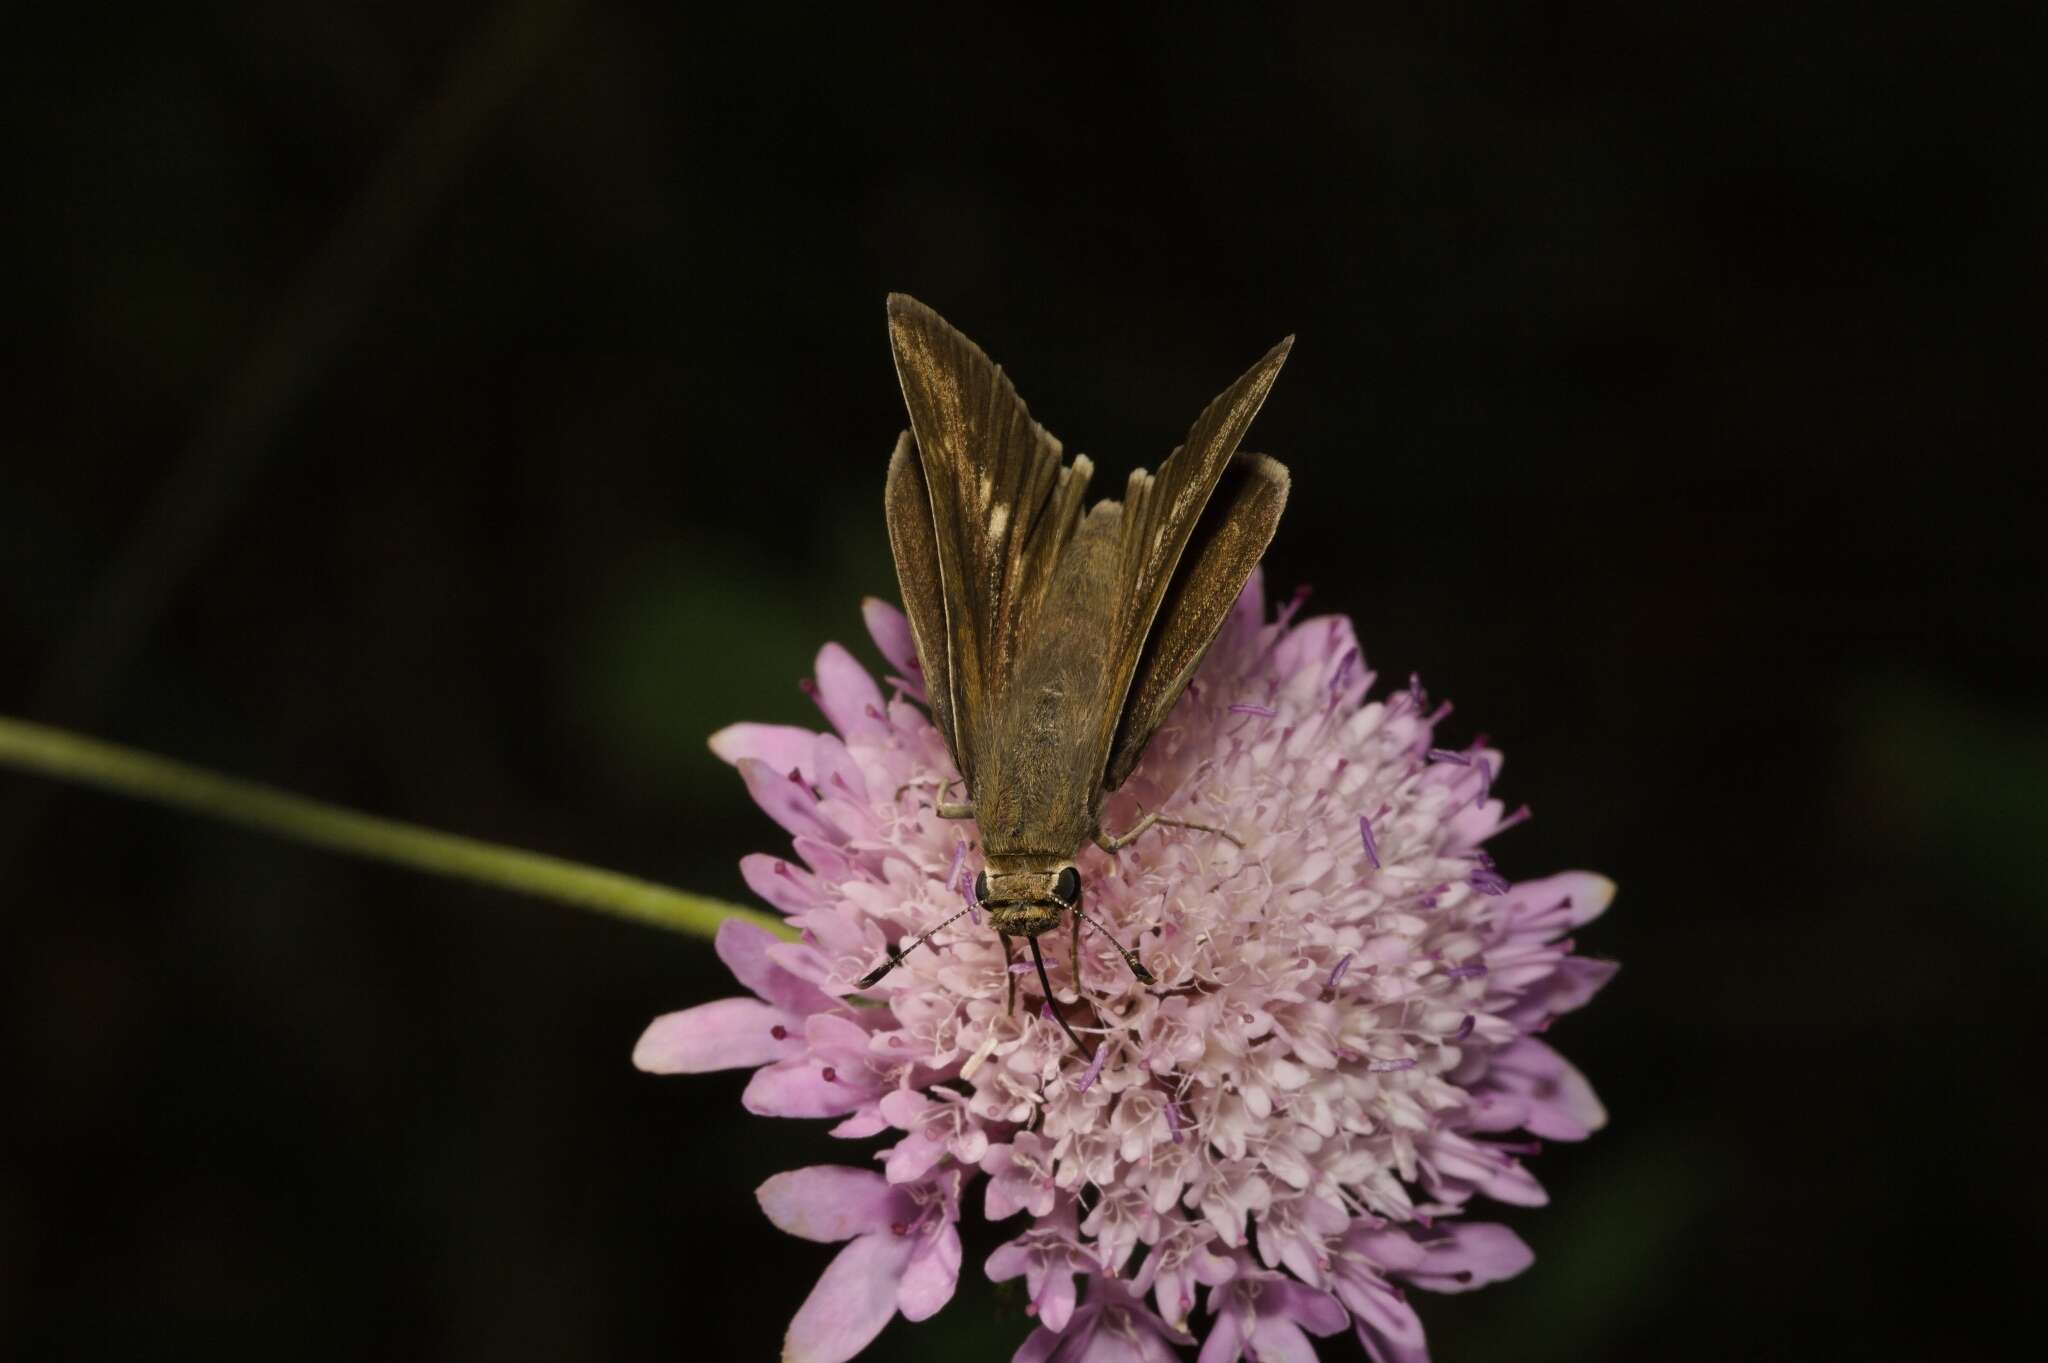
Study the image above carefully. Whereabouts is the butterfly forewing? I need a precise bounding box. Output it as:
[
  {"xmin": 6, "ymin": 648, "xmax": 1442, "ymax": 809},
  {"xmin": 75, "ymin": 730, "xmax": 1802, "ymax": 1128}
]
[{"xmin": 885, "ymin": 295, "xmax": 1093, "ymax": 796}]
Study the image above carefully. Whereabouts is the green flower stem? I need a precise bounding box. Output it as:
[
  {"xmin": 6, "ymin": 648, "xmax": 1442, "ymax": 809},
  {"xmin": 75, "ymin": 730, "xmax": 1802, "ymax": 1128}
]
[{"xmin": 0, "ymin": 715, "xmax": 790, "ymax": 941}]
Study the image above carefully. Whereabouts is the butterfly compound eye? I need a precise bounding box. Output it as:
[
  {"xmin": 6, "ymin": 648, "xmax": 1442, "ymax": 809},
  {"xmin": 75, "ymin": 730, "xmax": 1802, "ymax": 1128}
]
[
  {"xmin": 973, "ymin": 869, "xmax": 990, "ymax": 903},
  {"xmin": 1054, "ymin": 866, "xmax": 1081, "ymax": 904}
]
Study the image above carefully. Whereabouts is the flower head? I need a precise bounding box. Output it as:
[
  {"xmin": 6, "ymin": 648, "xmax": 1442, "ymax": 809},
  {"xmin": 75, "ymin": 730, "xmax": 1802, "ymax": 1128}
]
[{"xmin": 637, "ymin": 573, "xmax": 1616, "ymax": 1362}]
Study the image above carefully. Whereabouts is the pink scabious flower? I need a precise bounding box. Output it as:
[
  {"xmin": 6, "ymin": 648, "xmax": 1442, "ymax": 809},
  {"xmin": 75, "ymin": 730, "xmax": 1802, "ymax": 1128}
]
[{"xmin": 636, "ymin": 572, "xmax": 1616, "ymax": 1363}]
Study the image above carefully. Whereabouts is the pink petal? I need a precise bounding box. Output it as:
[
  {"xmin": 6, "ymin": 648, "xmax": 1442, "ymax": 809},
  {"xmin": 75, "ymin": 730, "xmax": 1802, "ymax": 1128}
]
[
  {"xmin": 1348, "ymin": 1278, "xmax": 1428, "ymax": 1363},
  {"xmin": 1501, "ymin": 870, "xmax": 1616, "ymax": 935},
  {"xmin": 1011, "ymin": 1326, "xmax": 1063, "ymax": 1363},
  {"xmin": 737, "ymin": 757, "xmax": 843, "ymax": 842},
  {"xmin": 1403, "ymin": 1222, "xmax": 1533, "ymax": 1295},
  {"xmin": 740, "ymin": 854, "xmax": 825, "ymax": 915},
  {"xmin": 631, "ymin": 997, "xmax": 797, "ymax": 1074},
  {"xmin": 1491, "ymin": 1038, "xmax": 1607, "ymax": 1141},
  {"xmin": 883, "ymin": 1132, "xmax": 947, "ymax": 1184},
  {"xmin": 805, "ymin": 1010, "xmax": 876, "ymax": 1058},
  {"xmin": 743, "ymin": 1057, "xmax": 867, "ymax": 1118},
  {"xmin": 1272, "ymin": 1281, "xmax": 1349, "ymax": 1336},
  {"xmin": 861, "ymin": 597, "xmax": 927, "ymax": 700},
  {"xmin": 709, "ymin": 722, "xmax": 820, "ymax": 781},
  {"xmin": 897, "ymin": 1222, "xmax": 962, "ymax": 1321},
  {"xmin": 984, "ymin": 1240, "xmax": 1033, "ymax": 1283},
  {"xmin": 1194, "ymin": 1305, "xmax": 1246, "ymax": 1363},
  {"xmin": 1524, "ymin": 956, "xmax": 1619, "ymax": 1019},
  {"xmin": 1038, "ymin": 1265, "xmax": 1079, "ymax": 1333},
  {"xmin": 782, "ymin": 1230, "xmax": 917, "ymax": 1363},
  {"xmin": 1083, "ymin": 1333, "xmax": 1155, "ymax": 1363},
  {"xmin": 1245, "ymin": 1319, "xmax": 1322, "ymax": 1363},
  {"xmin": 812, "ymin": 734, "xmax": 872, "ymax": 805},
  {"xmin": 829, "ymin": 1107, "xmax": 889, "ymax": 1140},
  {"xmin": 812, "ymin": 643, "xmax": 890, "ymax": 741},
  {"xmin": 758, "ymin": 1166, "xmax": 904, "ymax": 1243},
  {"xmin": 766, "ymin": 940, "xmax": 840, "ymax": 994},
  {"xmin": 1476, "ymin": 1155, "xmax": 1548, "ymax": 1207},
  {"xmin": 715, "ymin": 918, "xmax": 834, "ymax": 1016},
  {"xmin": 878, "ymin": 1088, "xmax": 932, "ymax": 1129},
  {"xmin": 1553, "ymin": 871, "xmax": 1617, "ymax": 927},
  {"xmin": 791, "ymin": 834, "xmax": 856, "ymax": 882}
]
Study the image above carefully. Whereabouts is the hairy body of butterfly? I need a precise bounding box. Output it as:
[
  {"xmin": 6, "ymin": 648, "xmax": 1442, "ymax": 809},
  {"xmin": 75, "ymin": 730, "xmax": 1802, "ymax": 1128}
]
[{"xmin": 859, "ymin": 295, "xmax": 1292, "ymax": 1053}]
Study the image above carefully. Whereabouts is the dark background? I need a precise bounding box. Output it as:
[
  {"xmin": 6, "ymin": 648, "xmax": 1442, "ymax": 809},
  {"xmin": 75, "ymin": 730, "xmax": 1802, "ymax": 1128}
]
[{"xmin": 3, "ymin": 4, "xmax": 2041, "ymax": 1360}]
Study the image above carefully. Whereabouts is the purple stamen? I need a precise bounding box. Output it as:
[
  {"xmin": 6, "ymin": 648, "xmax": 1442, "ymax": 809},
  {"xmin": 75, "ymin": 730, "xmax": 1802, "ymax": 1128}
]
[
  {"xmin": 1074, "ymin": 1043, "xmax": 1110, "ymax": 1093},
  {"xmin": 1358, "ymin": 815, "xmax": 1381, "ymax": 869},
  {"xmin": 1495, "ymin": 803, "xmax": 1532, "ymax": 834},
  {"xmin": 1229, "ymin": 703, "xmax": 1278, "ymax": 717},
  {"xmin": 1327, "ymin": 953, "xmax": 1354, "ymax": 991},
  {"xmin": 864, "ymin": 703, "xmax": 886, "ymax": 721},
  {"xmin": 1165, "ymin": 1099, "xmax": 1184, "ymax": 1144},
  {"xmin": 798, "ymin": 677, "xmax": 819, "ymax": 700},
  {"xmin": 1425, "ymin": 748, "xmax": 1470, "ymax": 765},
  {"xmin": 1407, "ymin": 673, "xmax": 1425, "ymax": 705},
  {"xmin": 1476, "ymin": 758, "xmax": 1493, "ymax": 799},
  {"xmin": 1452, "ymin": 1015, "xmax": 1475, "ymax": 1040},
  {"xmin": 1331, "ymin": 648, "xmax": 1357, "ymax": 694},
  {"xmin": 1428, "ymin": 701, "xmax": 1454, "ymax": 724},
  {"xmin": 1470, "ymin": 867, "xmax": 1510, "ymax": 896},
  {"xmin": 820, "ymin": 1066, "xmax": 838, "ymax": 1083},
  {"xmin": 1443, "ymin": 963, "xmax": 1489, "ymax": 981},
  {"xmin": 1494, "ymin": 1140, "xmax": 1544, "ymax": 1157},
  {"xmin": 1367, "ymin": 1057, "xmax": 1418, "ymax": 1073},
  {"xmin": 1041, "ymin": 1003, "xmax": 1055, "ymax": 1021}
]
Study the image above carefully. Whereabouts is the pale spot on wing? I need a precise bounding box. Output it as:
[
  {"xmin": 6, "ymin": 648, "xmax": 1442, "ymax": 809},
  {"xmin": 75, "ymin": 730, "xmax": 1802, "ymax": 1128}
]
[
  {"xmin": 977, "ymin": 472, "xmax": 993, "ymax": 507},
  {"xmin": 988, "ymin": 502, "xmax": 1010, "ymax": 540}
]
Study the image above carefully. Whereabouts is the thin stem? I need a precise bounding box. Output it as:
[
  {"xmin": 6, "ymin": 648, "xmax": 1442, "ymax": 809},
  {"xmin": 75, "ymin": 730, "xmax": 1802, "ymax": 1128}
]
[{"xmin": 0, "ymin": 716, "xmax": 789, "ymax": 942}]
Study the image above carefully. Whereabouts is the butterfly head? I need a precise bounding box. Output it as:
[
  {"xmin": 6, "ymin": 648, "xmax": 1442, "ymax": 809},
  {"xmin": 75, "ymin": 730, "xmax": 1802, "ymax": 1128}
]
[{"xmin": 975, "ymin": 861, "xmax": 1081, "ymax": 938}]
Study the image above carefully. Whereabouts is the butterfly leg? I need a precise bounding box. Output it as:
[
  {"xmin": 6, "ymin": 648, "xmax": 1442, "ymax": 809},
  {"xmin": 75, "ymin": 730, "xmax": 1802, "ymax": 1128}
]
[
  {"xmin": 1000, "ymin": 932, "xmax": 1018, "ymax": 1014},
  {"xmin": 1070, "ymin": 908, "xmax": 1089, "ymax": 1000},
  {"xmin": 893, "ymin": 778, "xmax": 975, "ymax": 821},
  {"xmin": 1095, "ymin": 809, "xmax": 1244, "ymax": 853}
]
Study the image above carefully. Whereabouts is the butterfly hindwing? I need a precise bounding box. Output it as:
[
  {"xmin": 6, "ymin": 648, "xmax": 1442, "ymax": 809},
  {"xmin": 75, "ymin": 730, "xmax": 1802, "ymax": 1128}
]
[{"xmin": 1092, "ymin": 339, "xmax": 1293, "ymax": 790}]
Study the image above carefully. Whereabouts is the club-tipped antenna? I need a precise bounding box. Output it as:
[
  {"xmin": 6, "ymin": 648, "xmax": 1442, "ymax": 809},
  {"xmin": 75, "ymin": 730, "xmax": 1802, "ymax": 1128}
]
[
  {"xmin": 856, "ymin": 907, "xmax": 973, "ymax": 989},
  {"xmin": 1075, "ymin": 907, "xmax": 1155, "ymax": 984}
]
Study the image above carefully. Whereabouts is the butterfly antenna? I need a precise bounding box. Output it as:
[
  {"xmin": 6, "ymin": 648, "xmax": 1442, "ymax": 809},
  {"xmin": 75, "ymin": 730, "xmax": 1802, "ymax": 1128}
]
[
  {"xmin": 1075, "ymin": 907, "xmax": 1155, "ymax": 984},
  {"xmin": 1029, "ymin": 935, "xmax": 1092, "ymax": 1055},
  {"xmin": 856, "ymin": 907, "xmax": 972, "ymax": 989}
]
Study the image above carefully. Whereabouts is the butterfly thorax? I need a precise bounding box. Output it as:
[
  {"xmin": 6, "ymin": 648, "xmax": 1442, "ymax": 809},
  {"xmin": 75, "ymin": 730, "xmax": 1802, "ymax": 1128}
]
[{"xmin": 969, "ymin": 510, "xmax": 1124, "ymax": 859}]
